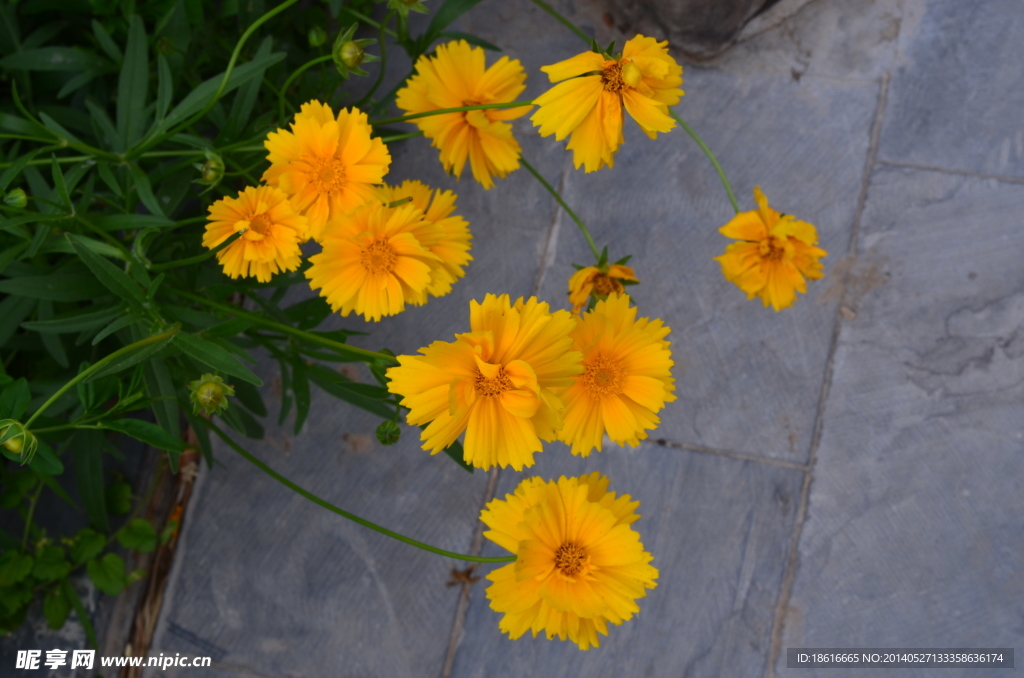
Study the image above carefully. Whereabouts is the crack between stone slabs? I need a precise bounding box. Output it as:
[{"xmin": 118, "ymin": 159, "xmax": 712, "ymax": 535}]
[
  {"xmin": 441, "ymin": 165, "xmax": 567, "ymax": 677},
  {"xmin": 875, "ymin": 159, "xmax": 1024, "ymax": 185},
  {"xmin": 646, "ymin": 438, "xmax": 809, "ymax": 472},
  {"xmin": 764, "ymin": 70, "xmax": 891, "ymax": 678}
]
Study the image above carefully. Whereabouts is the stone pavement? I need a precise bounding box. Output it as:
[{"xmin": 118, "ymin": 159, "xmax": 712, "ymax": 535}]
[{"xmin": 142, "ymin": 0, "xmax": 1023, "ymax": 676}]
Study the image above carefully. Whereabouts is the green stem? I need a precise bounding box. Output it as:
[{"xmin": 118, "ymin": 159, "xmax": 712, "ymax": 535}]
[
  {"xmin": 206, "ymin": 420, "xmax": 514, "ymax": 564},
  {"xmin": 378, "ymin": 131, "xmax": 424, "ymax": 144},
  {"xmin": 339, "ymin": 6, "xmax": 398, "ymax": 38},
  {"xmin": 24, "ymin": 327, "xmax": 180, "ymax": 428},
  {"xmin": 151, "ymin": 232, "xmax": 242, "ymax": 271},
  {"xmin": 370, "ymin": 100, "xmax": 534, "ymax": 127},
  {"xmin": 171, "ymin": 289, "xmax": 398, "ymax": 365},
  {"xmin": 526, "ymin": 0, "xmax": 593, "ymax": 47},
  {"xmin": 278, "ymin": 54, "xmax": 333, "ymax": 123},
  {"xmin": 670, "ymin": 109, "xmax": 739, "ymax": 214},
  {"xmin": 129, "ymin": 0, "xmax": 300, "ymax": 158},
  {"xmin": 0, "ymin": 133, "xmax": 55, "ymax": 144},
  {"xmin": 21, "ymin": 480, "xmax": 43, "ymax": 549},
  {"xmin": 354, "ymin": 11, "xmax": 393, "ymax": 109},
  {"xmin": 519, "ymin": 156, "xmax": 600, "ymax": 261}
]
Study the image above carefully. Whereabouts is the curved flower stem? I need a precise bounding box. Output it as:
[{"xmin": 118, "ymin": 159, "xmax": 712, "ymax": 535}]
[
  {"xmin": 519, "ymin": 156, "xmax": 601, "ymax": 261},
  {"xmin": 206, "ymin": 420, "xmax": 515, "ymax": 564},
  {"xmin": 129, "ymin": 0, "xmax": 300, "ymax": 158},
  {"xmin": 378, "ymin": 131, "xmax": 423, "ymax": 144},
  {"xmin": 21, "ymin": 480, "xmax": 43, "ymax": 549},
  {"xmin": 150, "ymin": 232, "xmax": 242, "ymax": 272},
  {"xmin": 24, "ymin": 327, "xmax": 181, "ymax": 428},
  {"xmin": 669, "ymin": 109, "xmax": 740, "ymax": 214},
  {"xmin": 354, "ymin": 11, "xmax": 393, "ymax": 109},
  {"xmin": 369, "ymin": 100, "xmax": 534, "ymax": 127},
  {"xmin": 526, "ymin": 0, "xmax": 593, "ymax": 48},
  {"xmin": 339, "ymin": 6, "xmax": 398, "ymax": 39},
  {"xmin": 171, "ymin": 289, "xmax": 398, "ymax": 365},
  {"xmin": 278, "ymin": 54, "xmax": 333, "ymax": 124}
]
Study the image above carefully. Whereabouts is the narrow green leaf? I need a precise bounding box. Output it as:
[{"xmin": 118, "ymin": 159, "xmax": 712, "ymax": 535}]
[
  {"xmin": 0, "ymin": 378, "xmax": 31, "ymax": 419},
  {"xmin": 22, "ymin": 305, "xmax": 122, "ymax": 335},
  {"xmin": 307, "ymin": 364, "xmax": 394, "ymax": 420},
  {"xmin": 85, "ymin": 99, "xmax": 119, "ymax": 149},
  {"xmin": 232, "ymin": 380, "xmax": 266, "ymax": 417},
  {"xmin": 425, "ymin": 0, "xmax": 488, "ymax": 40},
  {"xmin": 91, "ymin": 314, "xmax": 139, "ymax": 346},
  {"xmin": 103, "ymin": 418, "xmax": 186, "ymax": 458},
  {"xmin": 74, "ymin": 430, "xmax": 110, "ymax": 532},
  {"xmin": 87, "ymin": 553, "xmax": 126, "ymax": 595},
  {"xmin": 118, "ymin": 15, "xmax": 149, "ymax": 148},
  {"xmin": 49, "ymin": 155, "xmax": 71, "ymax": 209},
  {"xmin": 0, "ymin": 242, "xmax": 28, "ymax": 277},
  {"xmin": 0, "ymin": 47, "xmax": 107, "ymax": 72},
  {"xmin": 91, "ymin": 19, "xmax": 123, "ymax": 63},
  {"xmin": 95, "ymin": 162, "xmax": 122, "ymax": 197},
  {"xmin": 43, "ymin": 586, "xmax": 71, "ymax": 629},
  {"xmin": 56, "ymin": 71, "xmax": 97, "ymax": 99},
  {"xmin": 0, "ymin": 296, "xmax": 35, "ymax": 346},
  {"xmin": 116, "ymin": 518, "xmax": 157, "ymax": 552},
  {"xmin": 292, "ymin": 360, "xmax": 310, "ymax": 435},
  {"xmin": 156, "ymin": 53, "xmax": 172, "ymax": 121},
  {"xmin": 93, "ymin": 213, "xmax": 175, "ymax": 230},
  {"xmin": 224, "ymin": 36, "xmax": 272, "ymax": 139},
  {"xmin": 129, "ymin": 164, "xmax": 168, "ymax": 218},
  {"xmin": 0, "ymin": 267, "xmax": 105, "ymax": 302},
  {"xmin": 38, "ymin": 112, "xmax": 84, "ymax": 145},
  {"xmin": 0, "ymin": 147, "xmax": 45, "ymax": 192},
  {"xmin": 37, "ymin": 300, "xmax": 69, "ymax": 368},
  {"xmin": 28, "ymin": 438, "xmax": 64, "ymax": 476},
  {"xmin": 141, "ymin": 357, "xmax": 180, "ymax": 447},
  {"xmin": 86, "ymin": 336, "xmax": 175, "ymax": 385},
  {"xmin": 67, "ymin": 234, "xmax": 146, "ymax": 309},
  {"xmin": 220, "ymin": 400, "xmax": 264, "ymax": 439},
  {"xmin": 173, "ymin": 332, "xmax": 262, "ymax": 385}
]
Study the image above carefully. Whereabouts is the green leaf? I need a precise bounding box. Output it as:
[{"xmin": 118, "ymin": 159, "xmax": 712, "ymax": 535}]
[
  {"xmin": 43, "ymin": 585, "xmax": 71, "ymax": 629},
  {"xmin": 67, "ymin": 234, "xmax": 147, "ymax": 309},
  {"xmin": 103, "ymin": 418, "xmax": 185, "ymax": 460},
  {"xmin": 156, "ymin": 54, "xmax": 173, "ymax": 121},
  {"xmin": 69, "ymin": 528, "xmax": 105, "ymax": 565},
  {"xmin": 28, "ymin": 438, "xmax": 63, "ymax": 475},
  {"xmin": 84, "ymin": 330, "xmax": 177, "ymax": 382},
  {"xmin": 22, "ymin": 305, "xmax": 122, "ymax": 334},
  {"xmin": 0, "ymin": 47, "xmax": 107, "ymax": 72},
  {"xmin": 0, "ymin": 147, "xmax": 45, "ymax": 193},
  {"xmin": 174, "ymin": 332, "xmax": 261, "ymax": 385},
  {"xmin": 292, "ymin": 360, "xmax": 310, "ymax": 435},
  {"xmin": 141, "ymin": 357, "xmax": 180, "ymax": 455},
  {"xmin": 32, "ymin": 545, "xmax": 71, "ymax": 581},
  {"xmin": 39, "ymin": 112, "xmax": 84, "ymax": 145},
  {"xmin": 425, "ymin": 0, "xmax": 488, "ymax": 41},
  {"xmin": 129, "ymin": 164, "xmax": 168, "ymax": 218},
  {"xmin": 95, "ymin": 163, "xmax": 123, "ymax": 197},
  {"xmin": 0, "ymin": 296, "xmax": 36, "ymax": 346},
  {"xmin": 223, "ymin": 36, "xmax": 272, "ymax": 139},
  {"xmin": 85, "ymin": 99, "xmax": 119, "ymax": 149},
  {"xmin": 91, "ymin": 314, "xmax": 139, "ymax": 346},
  {"xmin": 442, "ymin": 439, "xmax": 473, "ymax": 473},
  {"xmin": 93, "ymin": 213, "xmax": 175, "ymax": 231},
  {"xmin": 92, "ymin": 19, "xmax": 123, "ymax": 62},
  {"xmin": 0, "ymin": 551, "xmax": 33, "ymax": 586},
  {"xmin": 118, "ymin": 15, "xmax": 149, "ymax": 149},
  {"xmin": 232, "ymin": 380, "xmax": 266, "ymax": 417},
  {"xmin": 0, "ymin": 267, "xmax": 106, "ymax": 302},
  {"xmin": 0, "ymin": 378, "xmax": 31, "ymax": 419},
  {"xmin": 57, "ymin": 71, "xmax": 97, "ymax": 98},
  {"xmin": 284, "ymin": 296, "xmax": 332, "ymax": 330},
  {"xmin": 219, "ymin": 401, "xmax": 263, "ymax": 439},
  {"xmin": 74, "ymin": 430, "xmax": 110, "ymax": 532},
  {"xmin": 49, "ymin": 155, "xmax": 71, "ymax": 209},
  {"xmin": 307, "ymin": 364, "xmax": 395, "ymax": 420},
  {"xmin": 87, "ymin": 553, "xmax": 126, "ymax": 595},
  {"xmin": 116, "ymin": 518, "xmax": 157, "ymax": 552},
  {"xmin": 37, "ymin": 300, "xmax": 69, "ymax": 368},
  {"xmin": 105, "ymin": 478, "xmax": 133, "ymax": 516}
]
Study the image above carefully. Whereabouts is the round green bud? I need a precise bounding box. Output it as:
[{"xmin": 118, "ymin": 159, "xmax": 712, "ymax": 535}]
[
  {"xmin": 376, "ymin": 421, "xmax": 401, "ymax": 446},
  {"xmin": 308, "ymin": 26, "xmax": 328, "ymax": 47},
  {"xmin": 339, "ymin": 41, "xmax": 365, "ymax": 70},
  {"xmin": 4, "ymin": 188, "xmax": 27, "ymax": 209},
  {"xmin": 188, "ymin": 374, "xmax": 235, "ymax": 416}
]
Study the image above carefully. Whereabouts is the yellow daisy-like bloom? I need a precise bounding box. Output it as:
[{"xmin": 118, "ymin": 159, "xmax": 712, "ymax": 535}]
[
  {"xmin": 204, "ymin": 185, "xmax": 307, "ymax": 283},
  {"xmin": 559, "ymin": 294, "xmax": 675, "ymax": 456},
  {"xmin": 386, "ymin": 294, "xmax": 583, "ymax": 470},
  {"xmin": 567, "ymin": 264, "xmax": 638, "ymax": 314},
  {"xmin": 376, "ymin": 180, "xmax": 472, "ymax": 303},
  {"xmin": 263, "ymin": 101, "xmax": 391, "ymax": 242},
  {"xmin": 396, "ymin": 40, "xmax": 532, "ymax": 190},
  {"xmin": 714, "ymin": 187, "xmax": 827, "ymax": 311},
  {"xmin": 531, "ymin": 35, "xmax": 684, "ymax": 172},
  {"xmin": 305, "ymin": 201, "xmax": 438, "ymax": 322},
  {"xmin": 481, "ymin": 472, "xmax": 658, "ymax": 650}
]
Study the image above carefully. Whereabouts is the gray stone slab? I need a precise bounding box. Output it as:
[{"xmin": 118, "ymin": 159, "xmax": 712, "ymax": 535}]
[
  {"xmin": 449, "ymin": 444, "xmax": 802, "ymax": 677},
  {"xmin": 774, "ymin": 167, "xmax": 1024, "ymax": 678},
  {"xmin": 879, "ymin": 0, "xmax": 1024, "ymax": 178},
  {"xmin": 529, "ymin": 64, "xmax": 878, "ymax": 463}
]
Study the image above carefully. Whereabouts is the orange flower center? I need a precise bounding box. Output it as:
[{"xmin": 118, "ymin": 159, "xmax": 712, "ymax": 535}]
[
  {"xmin": 311, "ymin": 155, "xmax": 347, "ymax": 194},
  {"xmin": 601, "ymin": 61, "xmax": 642, "ymax": 93},
  {"xmin": 581, "ymin": 355, "xmax": 624, "ymax": 397},
  {"xmin": 554, "ymin": 542, "xmax": 588, "ymax": 577},
  {"xmin": 249, "ymin": 212, "xmax": 272, "ymax": 236},
  {"xmin": 592, "ymin": 273, "xmax": 623, "ymax": 296},
  {"xmin": 759, "ymin": 235, "xmax": 787, "ymax": 262},
  {"xmin": 475, "ymin": 366, "xmax": 513, "ymax": 396},
  {"xmin": 361, "ymin": 240, "xmax": 397, "ymax": 274}
]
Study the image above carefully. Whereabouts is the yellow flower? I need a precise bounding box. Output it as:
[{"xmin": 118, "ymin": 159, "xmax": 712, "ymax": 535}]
[
  {"xmin": 377, "ymin": 180, "xmax": 472, "ymax": 302},
  {"xmin": 386, "ymin": 294, "xmax": 583, "ymax": 470},
  {"xmin": 396, "ymin": 40, "xmax": 531, "ymax": 189},
  {"xmin": 531, "ymin": 35, "xmax": 684, "ymax": 172},
  {"xmin": 305, "ymin": 201, "xmax": 438, "ymax": 321},
  {"xmin": 559, "ymin": 294, "xmax": 675, "ymax": 456},
  {"xmin": 204, "ymin": 185, "xmax": 307, "ymax": 283},
  {"xmin": 714, "ymin": 187, "xmax": 827, "ymax": 311},
  {"xmin": 567, "ymin": 264, "xmax": 638, "ymax": 314},
  {"xmin": 263, "ymin": 101, "xmax": 391, "ymax": 242},
  {"xmin": 481, "ymin": 472, "xmax": 658, "ymax": 650}
]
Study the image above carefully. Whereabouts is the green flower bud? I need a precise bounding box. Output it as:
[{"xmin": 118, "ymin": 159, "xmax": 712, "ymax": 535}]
[
  {"xmin": 4, "ymin": 188, "xmax": 27, "ymax": 209},
  {"xmin": 193, "ymin": 150, "xmax": 225, "ymax": 193},
  {"xmin": 188, "ymin": 374, "xmax": 235, "ymax": 416},
  {"xmin": 332, "ymin": 23, "xmax": 379, "ymax": 79},
  {"xmin": 308, "ymin": 26, "xmax": 328, "ymax": 47},
  {"xmin": 387, "ymin": 0, "xmax": 428, "ymax": 18},
  {"xmin": 376, "ymin": 420, "xmax": 401, "ymax": 446},
  {"xmin": 0, "ymin": 419, "xmax": 38, "ymax": 464}
]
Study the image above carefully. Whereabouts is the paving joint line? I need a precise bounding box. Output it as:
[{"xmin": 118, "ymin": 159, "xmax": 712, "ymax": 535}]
[
  {"xmin": 441, "ymin": 162, "xmax": 568, "ymax": 677},
  {"xmin": 646, "ymin": 438, "xmax": 808, "ymax": 472},
  {"xmin": 876, "ymin": 159, "xmax": 1024, "ymax": 185},
  {"xmin": 765, "ymin": 69, "xmax": 891, "ymax": 678}
]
